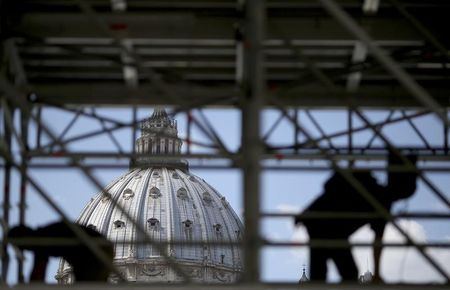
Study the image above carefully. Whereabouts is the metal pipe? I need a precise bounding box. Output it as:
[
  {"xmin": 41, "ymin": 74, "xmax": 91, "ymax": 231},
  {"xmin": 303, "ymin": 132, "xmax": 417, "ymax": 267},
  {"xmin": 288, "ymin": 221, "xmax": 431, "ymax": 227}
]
[
  {"xmin": 293, "ymin": 109, "xmax": 300, "ymax": 154},
  {"xmin": 7, "ymin": 237, "xmax": 450, "ymax": 249},
  {"xmin": 445, "ymin": 109, "xmax": 449, "ymax": 154},
  {"xmin": 401, "ymin": 110, "xmax": 432, "ymax": 150},
  {"xmin": 132, "ymin": 106, "xmax": 137, "ymax": 154},
  {"xmin": 241, "ymin": 0, "xmax": 265, "ymax": 283},
  {"xmin": 348, "ymin": 108, "xmax": 353, "ymax": 167},
  {"xmin": 17, "ymin": 105, "xmax": 30, "ymax": 284},
  {"xmin": 19, "ymin": 108, "xmax": 29, "ymax": 224},
  {"xmin": 8, "ymin": 163, "xmax": 450, "ymax": 172},
  {"xmin": 1, "ymin": 101, "xmax": 12, "ymax": 284},
  {"xmin": 35, "ymin": 105, "xmax": 42, "ymax": 148},
  {"xmin": 305, "ymin": 110, "xmax": 335, "ymax": 150},
  {"xmin": 318, "ymin": 0, "xmax": 449, "ymax": 126}
]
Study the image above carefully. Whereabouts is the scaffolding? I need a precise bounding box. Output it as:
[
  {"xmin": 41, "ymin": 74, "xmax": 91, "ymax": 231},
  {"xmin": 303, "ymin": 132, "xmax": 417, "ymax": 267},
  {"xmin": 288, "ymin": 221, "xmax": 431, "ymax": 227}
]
[{"xmin": 1, "ymin": 0, "xmax": 449, "ymax": 288}]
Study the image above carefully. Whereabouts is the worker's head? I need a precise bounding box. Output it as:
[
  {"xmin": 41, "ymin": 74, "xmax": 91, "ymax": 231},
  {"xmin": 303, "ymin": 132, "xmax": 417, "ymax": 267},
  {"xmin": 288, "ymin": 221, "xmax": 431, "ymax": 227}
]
[{"xmin": 387, "ymin": 152, "xmax": 418, "ymax": 201}]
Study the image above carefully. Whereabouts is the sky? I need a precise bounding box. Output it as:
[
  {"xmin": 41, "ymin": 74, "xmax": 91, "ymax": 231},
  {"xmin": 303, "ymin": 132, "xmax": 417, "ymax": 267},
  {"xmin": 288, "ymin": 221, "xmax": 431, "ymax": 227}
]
[{"xmin": 1, "ymin": 106, "xmax": 449, "ymax": 284}]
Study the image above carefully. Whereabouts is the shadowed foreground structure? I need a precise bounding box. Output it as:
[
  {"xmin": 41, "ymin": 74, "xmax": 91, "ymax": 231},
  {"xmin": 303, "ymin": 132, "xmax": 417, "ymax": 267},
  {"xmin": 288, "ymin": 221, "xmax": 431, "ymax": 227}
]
[{"xmin": 1, "ymin": 0, "xmax": 450, "ymax": 287}]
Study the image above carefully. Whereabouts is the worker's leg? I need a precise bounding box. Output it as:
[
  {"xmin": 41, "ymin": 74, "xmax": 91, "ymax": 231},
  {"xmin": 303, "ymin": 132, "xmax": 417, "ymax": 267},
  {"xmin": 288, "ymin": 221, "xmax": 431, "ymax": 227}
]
[
  {"xmin": 309, "ymin": 241, "xmax": 328, "ymax": 281},
  {"xmin": 331, "ymin": 247, "xmax": 358, "ymax": 281},
  {"xmin": 30, "ymin": 253, "xmax": 49, "ymax": 281}
]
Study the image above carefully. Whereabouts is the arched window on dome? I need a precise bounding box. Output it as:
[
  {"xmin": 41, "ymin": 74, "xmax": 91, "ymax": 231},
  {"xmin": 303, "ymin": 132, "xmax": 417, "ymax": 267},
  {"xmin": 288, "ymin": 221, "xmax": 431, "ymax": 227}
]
[
  {"xmin": 172, "ymin": 172, "xmax": 180, "ymax": 179},
  {"xmin": 101, "ymin": 193, "xmax": 110, "ymax": 203},
  {"xmin": 152, "ymin": 171, "xmax": 160, "ymax": 178},
  {"xmin": 202, "ymin": 192, "xmax": 213, "ymax": 204},
  {"xmin": 123, "ymin": 188, "xmax": 134, "ymax": 200},
  {"xmin": 143, "ymin": 140, "xmax": 148, "ymax": 153},
  {"xmin": 87, "ymin": 224, "xmax": 97, "ymax": 231},
  {"xmin": 182, "ymin": 219, "xmax": 193, "ymax": 240},
  {"xmin": 177, "ymin": 188, "xmax": 188, "ymax": 200},
  {"xmin": 213, "ymin": 223, "xmax": 222, "ymax": 234},
  {"xmin": 113, "ymin": 220, "xmax": 125, "ymax": 229},
  {"xmin": 183, "ymin": 219, "xmax": 193, "ymax": 229},
  {"xmin": 147, "ymin": 218, "xmax": 160, "ymax": 230},
  {"xmin": 189, "ymin": 176, "xmax": 197, "ymax": 182},
  {"xmin": 213, "ymin": 224, "xmax": 223, "ymax": 238},
  {"xmin": 149, "ymin": 187, "xmax": 161, "ymax": 199},
  {"xmin": 220, "ymin": 196, "xmax": 229, "ymax": 207}
]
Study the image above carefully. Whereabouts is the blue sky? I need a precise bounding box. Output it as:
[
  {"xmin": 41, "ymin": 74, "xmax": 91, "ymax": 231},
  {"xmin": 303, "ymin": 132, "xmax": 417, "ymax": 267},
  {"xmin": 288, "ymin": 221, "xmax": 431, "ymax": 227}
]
[{"xmin": 1, "ymin": 106, "xmax": 449, "ymax": 284}]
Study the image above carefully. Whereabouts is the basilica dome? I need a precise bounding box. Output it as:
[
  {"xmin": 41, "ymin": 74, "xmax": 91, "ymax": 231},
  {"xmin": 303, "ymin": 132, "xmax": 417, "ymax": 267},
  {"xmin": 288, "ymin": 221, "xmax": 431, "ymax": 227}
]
[{"xmin": 55, "ymin": 109, "xmax": 243, "ymax": 283}]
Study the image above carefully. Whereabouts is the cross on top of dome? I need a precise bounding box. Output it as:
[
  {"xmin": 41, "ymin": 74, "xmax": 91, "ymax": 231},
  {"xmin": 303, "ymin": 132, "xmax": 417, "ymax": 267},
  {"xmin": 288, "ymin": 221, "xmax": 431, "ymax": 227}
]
[{"xmin": 299, "ymin": 264, "xmax": 309, "ymax": 283}]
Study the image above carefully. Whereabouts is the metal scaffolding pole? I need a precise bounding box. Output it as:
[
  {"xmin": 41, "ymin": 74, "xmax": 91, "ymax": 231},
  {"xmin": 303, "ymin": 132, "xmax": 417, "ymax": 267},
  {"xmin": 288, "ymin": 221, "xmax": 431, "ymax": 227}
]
[
  {"xmin": 17, "ymin": 105, "xmax": 30, "ymax": 284},
  {"xmin": 1, "ymin": 101, "xmax": 12, "ymax": 284},
  {"xmin": 318, "ymin": 0, "xmax": 449, "ymax": 126},
  {"xmin": 19, "ymin": 108, "xmax": 29, "ymax": 225},
  {"xmin": 241, "ymin": 0, "xmax": 265, "ymax": 283}
]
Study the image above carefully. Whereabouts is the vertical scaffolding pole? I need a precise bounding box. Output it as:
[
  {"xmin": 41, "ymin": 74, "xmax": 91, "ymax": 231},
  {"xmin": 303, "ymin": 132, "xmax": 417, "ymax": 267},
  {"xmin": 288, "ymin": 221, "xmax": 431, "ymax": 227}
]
[
  {"xmin": 17, "ymin": 105, "xmax": 29, "ymax": 284},
  {"xmin": 132, "ymin": 106, "xmax": 137, "ymax": 154},
  {"xmin": 242, "ymin": 0, "xmax": 265, "ymax": 283},
  {"xmin": 294, "ymin": 109, "xmax": 300, "ymax": 154},
  {"xmin": 348, "ymin": 108, "xmax": 353, "ymax": 167},
  {"xmin": 445, "ymin": 109, "xmax": 449, "ymax": 154},
  {"xmin": 1, "ymin": 101, "xmax": 12, "ymax": 284},
  {"xmin": 35, "ymin": 105, "xmax": 42, "ymax": 149},
  {"xmin": 19, "ymin": 107, "xmax": 29, "ymax": 224}
]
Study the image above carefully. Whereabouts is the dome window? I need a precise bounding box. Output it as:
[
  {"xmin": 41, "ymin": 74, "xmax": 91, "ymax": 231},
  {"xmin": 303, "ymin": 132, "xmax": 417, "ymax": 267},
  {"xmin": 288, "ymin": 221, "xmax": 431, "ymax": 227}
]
[
  {"xmin": 123, "ymin": 188, "xmax": 134, "ymax": 200},
  {"xmin": 183, "ymin": 219, "xmax": 193, "ymax": 229},
  {"xmin": 177, "ymin": 188, "xmax": 188, "ymax": 200},
  {"xmin": 134, "ymin": 174, "xmax": 142, "ymax": 179},
  {"xmin": 172, "ymin": 173, "xmax": 180, "ymax": 179},
  {"xmin": 221, "ymin": 196, "xmax": 229, "ymax": 207},
  {"xmin": 189, "ymin": 176, "xmax": 197, "ymax": 182},
  {"xmin": 87, "ymin": 224, "xmax": 97, "ymax": 231},
  {"xmin": 113, "ymin": 220, "xmax": 125, "ymax": 229},
  {"xmin": 213, "ymin": 223, "xmax": 222, "ymax": 233},
  {"xmin": 152, "ymin": 171, "xmax": 160, "ymax": 178},
  {"xmin": 147, "ymin": 218, "xmax": 160, "ymax": 229},
  {"xmin": 149, "ymin": 187, "xmax": 161, "ymax": 199},
  {"xmin": 101, "ymin": 193, "xmax": 110, "ymax": 203},
  {"xmin": 202, "ymin": 192, "xmax": 213, "ymax": 204}
]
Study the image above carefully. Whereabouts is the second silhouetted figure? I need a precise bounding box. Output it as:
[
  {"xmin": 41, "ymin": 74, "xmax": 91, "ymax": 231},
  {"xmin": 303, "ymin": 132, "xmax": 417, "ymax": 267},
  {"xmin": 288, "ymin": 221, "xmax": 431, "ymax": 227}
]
[{"xmin": 8, "ymin": 221, "xmax": 114, "ymax": 282}]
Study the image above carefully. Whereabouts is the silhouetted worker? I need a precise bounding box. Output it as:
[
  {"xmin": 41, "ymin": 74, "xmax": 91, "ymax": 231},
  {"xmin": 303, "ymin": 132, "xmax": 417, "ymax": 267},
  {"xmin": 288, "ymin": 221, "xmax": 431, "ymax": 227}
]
[
  {"xmin": 295, "ymin": 152, "xmax": 418, "ymax": 282},
  {"xmin": 8, "ymin": 221, "xmax": 114, "ymax": 282}
]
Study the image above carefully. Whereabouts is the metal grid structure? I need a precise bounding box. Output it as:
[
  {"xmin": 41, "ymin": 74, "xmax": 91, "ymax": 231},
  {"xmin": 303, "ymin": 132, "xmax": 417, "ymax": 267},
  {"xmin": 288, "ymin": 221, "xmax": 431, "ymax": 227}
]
[{"xmin": 1, "ymin": 0, "xmax": 449, "ymax": 288}]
